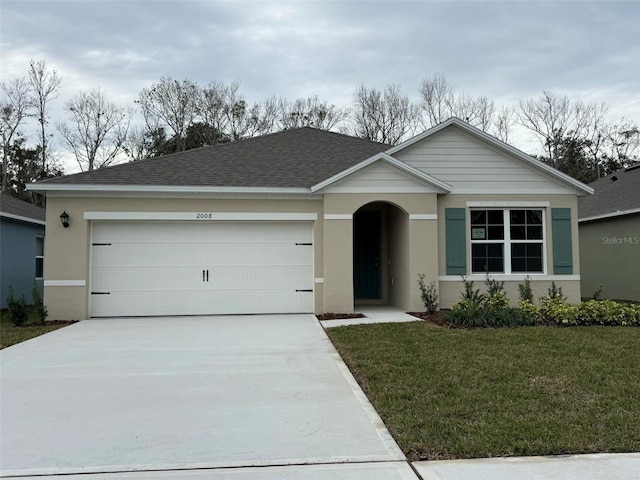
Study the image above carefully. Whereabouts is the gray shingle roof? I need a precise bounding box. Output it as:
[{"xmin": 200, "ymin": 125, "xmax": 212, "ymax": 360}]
[
  {"xmin": 578, "ymin": 165, "xmax": 640, "ymax": 220},
  {"xmin": 0, "ymin": 193, "xmax": 46, "ymax": 222},
  {"xmin": 36, "ymin": 127, "xmax": 388, "ymax": 188}
]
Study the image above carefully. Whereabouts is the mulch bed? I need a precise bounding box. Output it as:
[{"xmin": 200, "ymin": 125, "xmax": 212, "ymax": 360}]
[
  {"xmin": 316, "ymin": 313, "xmax": 366, "ymax": 321},
  {"xmin": 408, "ymin": 310, "xmax": 466, "ymax": 329}
]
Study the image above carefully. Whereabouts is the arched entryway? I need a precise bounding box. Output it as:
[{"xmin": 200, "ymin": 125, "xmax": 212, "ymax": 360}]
[{"xmin": 353, "ymin": 202, "xmax": 409, "ymax": 308}]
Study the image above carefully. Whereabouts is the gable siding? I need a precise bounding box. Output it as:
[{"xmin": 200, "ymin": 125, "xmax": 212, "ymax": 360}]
[
  {"xmin": 322, "ymin": 162, "xmax": 440, "ymax": 193},
  {"xmin": 394, "ymin": 128, "xmax": 575, "ymax": 194}
]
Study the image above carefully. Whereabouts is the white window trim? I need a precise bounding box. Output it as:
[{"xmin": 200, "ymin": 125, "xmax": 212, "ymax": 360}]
[
  {"xmin": 470, "ymin": 208, "xmax": 547, "ymax": 275},
  {"xmin": 35, "ymin": 235, "xmax": 44, "ymax": 280}
]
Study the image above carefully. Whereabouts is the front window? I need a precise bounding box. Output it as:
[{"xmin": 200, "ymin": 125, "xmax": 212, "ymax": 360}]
[
  {"xmin": 471, "ymin": 209, "xmax": 544, "ymax": 274},
  {"xmin": 35, "ymin": 236, "xmax": 44, "ymax": 279}
]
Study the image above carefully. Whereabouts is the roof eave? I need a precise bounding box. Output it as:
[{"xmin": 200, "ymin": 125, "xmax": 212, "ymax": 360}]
[
  {"xmin": 26, "ymin": 184, "xmax": 313, "ymax": 195},
  {"xmin": 578, "ymin": 207, "xmax": 640, "ymax": 223},
  {"xmin": 0, "ymin": 212, "xmax": 47, "ymax": 225}
]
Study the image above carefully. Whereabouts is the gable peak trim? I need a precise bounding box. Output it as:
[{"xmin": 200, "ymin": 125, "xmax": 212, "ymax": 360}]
[{"xmin": 311, "ymin": 152, "xmax": 452, "ymax": 193}]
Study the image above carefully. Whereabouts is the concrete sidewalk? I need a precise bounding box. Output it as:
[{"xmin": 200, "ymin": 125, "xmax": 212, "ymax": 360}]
[{"xmin": 414, "ymin": 453, "xmax": 640, "ymax": 480}]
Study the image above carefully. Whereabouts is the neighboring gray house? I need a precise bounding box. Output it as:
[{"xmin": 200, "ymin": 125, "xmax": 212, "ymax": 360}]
[
  {"xmin": 0, "ymin": 193, "xmax": 46, "ymax": 308},
  {"xmin": 578, "ymin": 165, "xmax": 640, "ymax": 301}
]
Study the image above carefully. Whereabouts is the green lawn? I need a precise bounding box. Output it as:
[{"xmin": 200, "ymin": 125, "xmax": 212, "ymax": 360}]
[
  {"xmin": 0, "ymin": 312, "xmax": 73, "ymax": 349},
  {"xmin": 327, "ymin": 322, "xmax": 640, "ymax": 460}
]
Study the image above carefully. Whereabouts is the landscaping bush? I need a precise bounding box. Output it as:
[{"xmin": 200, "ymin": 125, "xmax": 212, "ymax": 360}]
[
  {"xmin": 518, "ymin": 276, "xmax": 534, "ymax": 302},
  {"xmin": 6, "ymin": 287, "xmax": 29, "ymax": 327},
  {"xmin": 540, "ymin": 297, "xmax": 640, "ymax": 327},
  {"xmin": 446, "ymin": 276, "xmax": 542, "ymax": 328},
  {"xmin": 445, "ymin": 276, "xmax": 638, "ymax": 329},
  {"xmin": 417, "ymin": 274, "xmax": 438, "ymax": 314},
  {"xmin": 31, "ymin": 281, "xmax": 47, "ymax": 326}
]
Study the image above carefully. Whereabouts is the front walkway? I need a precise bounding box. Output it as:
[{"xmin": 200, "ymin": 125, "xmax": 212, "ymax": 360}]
[{"xmin": 320, "ymin": 306, "xmax": 421, "ymax": 328}]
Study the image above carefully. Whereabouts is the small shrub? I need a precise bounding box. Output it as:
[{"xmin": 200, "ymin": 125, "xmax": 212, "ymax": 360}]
[
  {"xmin": 518, "ymin": 276, "xmax": 534, "ymax": 303},
  {"xmin": 484, "ymin": 273, "xmax": 505, "ymax": 298},
  {"xmin": 461, "ymin": 276, "xmax": 486, "ymax": 308},
  {"xmin": 6, "ymin": 287, "xmax": 29, "ymax": 327},
  {"xmin": 547, "ymin": 281, "xmax": 566, "ymax": 300},
  {"xmin": 417, "ymin": 274, "xmax": 438, "ymax": 314},
  {"xmin": 518, "ymin": 299, "xmax": 542, "ymax": 324},
  {"xmin": 31, "ymin": 281, "xmax": 47, "ymax": 326},
  {"xmin": 591, "ymin": 284, "xmax": 603, "ymax": 300}
]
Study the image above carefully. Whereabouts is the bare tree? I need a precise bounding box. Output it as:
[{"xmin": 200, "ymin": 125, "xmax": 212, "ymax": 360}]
[
  {"xmin": 219, "ymin": 83, "xmax": 278, "ymax": 141},
  {"xmin": 419, "ymin": 73, "xmax": 452, "ymax": 127},
  {"xmin": 198, "ymin": 80, "xmax": 230, "ymax": 144},
  {"xmin": 138, "ymin": 77, "xmax": 200, "ymax": 152},
  {"xmin": 492, "ymin": 105, "xmax": 516, "ymax": 143},
  {"xmin": 277, "ymin": 95, "xmax": 349, "ymax": 131},
  {"xmin": 606, "ymin": 119, "xmax": 640, "ymax": 165},
  {"xmin": 352, "ymin": 83, "xmax": 419, "ymax": 144},
  {"xmin": 1, "ymin": 77, "xmax": 32, "ymax": 192},
  {"xmin": 518, "ymin": 91, "xmax": 608, "ymax": 169},
  {"xmin": 419, "ymin": 73, "xmax": 495, "ymax": 131},
  {"xmin": 28, "ymin": 59, "xmax": 62, "ymax": 175},
  {"xmin": 57, "ymin": 88, "xmax": 130, "ymax": 171}
]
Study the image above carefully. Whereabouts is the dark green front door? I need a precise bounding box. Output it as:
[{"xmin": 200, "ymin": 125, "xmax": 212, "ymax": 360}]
[{"xmin": 353, "ymin": 210, "xmax": 381, "ymax": 299}]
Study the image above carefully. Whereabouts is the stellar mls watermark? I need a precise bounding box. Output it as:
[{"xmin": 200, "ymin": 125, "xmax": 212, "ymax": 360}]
[{"xmin": 602, "ymin": 236, "xmax": 639, "ymax": 245}]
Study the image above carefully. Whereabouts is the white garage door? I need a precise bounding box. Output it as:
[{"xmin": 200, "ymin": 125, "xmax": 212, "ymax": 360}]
[{"xmin": 90, "ymin": 221, "xmax": 314, "ymax": 317}]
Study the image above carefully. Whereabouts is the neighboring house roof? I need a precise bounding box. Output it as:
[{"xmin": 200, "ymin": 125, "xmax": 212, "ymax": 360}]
[
  {"xmin": 31, "ymin": 128, "xmax": 388, "ymax": 190},
  {"xmin": 578, "ymin": 164, "xmax": 640, "ymax": 221},
  {"xmin": 0, "ymin": 193, "xmax": 46, "ymax": 225}
]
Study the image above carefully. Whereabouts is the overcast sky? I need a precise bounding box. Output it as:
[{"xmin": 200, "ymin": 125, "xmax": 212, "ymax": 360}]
[{"xmin": 2, "ymin": 0, "xmax": 639, "ymax": 172}]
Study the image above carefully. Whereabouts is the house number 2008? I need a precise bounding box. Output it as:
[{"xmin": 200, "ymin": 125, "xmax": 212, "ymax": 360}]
[{"xmin": 196, "ymin": 213, "xmax": 213, "ymax": 219}]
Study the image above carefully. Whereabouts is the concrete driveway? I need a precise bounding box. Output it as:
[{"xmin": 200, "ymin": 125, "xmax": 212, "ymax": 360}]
[{"xmin": 0, "ymin": 315, "xmax": 416, "ymax": 479}]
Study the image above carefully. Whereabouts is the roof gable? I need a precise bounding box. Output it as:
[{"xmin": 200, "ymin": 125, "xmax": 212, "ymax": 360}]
[
  {"xmin": 311, "ymin": 153, "xmax": 452, "ymax": 193},
  {"xmin": 388, "ymin": 117, "xmax": 593, "ymax": 196}
]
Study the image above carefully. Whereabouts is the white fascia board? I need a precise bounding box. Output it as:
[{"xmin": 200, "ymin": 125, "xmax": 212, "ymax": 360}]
[
  {"xmin": 311, "ymin": 152, "xmax": 452, "ymax": 193},
  {"xmin": 578, "ymin": 207, "xmax": 640, "ymax": 223},
  {"xmin": 84, "ymin": 212, "xmax": 318, "ymax": 221},
  {"xmin": 0, "ymin": 212, "xmax": 46, "ymax": 225},
  {"xmin": 26, "ymin": 184, "xmax": 312, "ymax": 195},
  {"xmin": 386, "ymin": 117, "xmax": 594, "ymax": 196}
]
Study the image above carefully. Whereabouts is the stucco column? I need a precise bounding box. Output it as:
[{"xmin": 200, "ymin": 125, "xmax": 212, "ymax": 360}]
[
  {"xmin": 323, "ymin": 217, "xmax": 354, "ymax": 313},
  {"xmin": 407, "ymin": 216, "xmax": 439, "ymax": 311}
]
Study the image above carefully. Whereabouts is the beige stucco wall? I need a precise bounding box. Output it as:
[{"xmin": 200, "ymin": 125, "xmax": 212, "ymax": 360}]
[
  {"xmin": 43, "ymin": 190, "xmax": 583, "ymax": 319},
  {"xmin": 579, "ymin": 213, "xmax": 640, "ymax": 301},
  {"xmin": 322, "ymin": 193, "xmax": 438, "ymax": 313},
  {"xmin": 43, "ymin": 195, "xmax": 324, "ymax": 320},
  {"xmin": 437, "ymin": 193, "xmax": 582, "ymax": 308}
]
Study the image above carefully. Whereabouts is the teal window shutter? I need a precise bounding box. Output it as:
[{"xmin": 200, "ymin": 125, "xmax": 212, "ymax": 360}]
[
  {"xmin": 446, "ymin": 208, "xmax": 466, "ymax": 275},
  {"xmin": 552, "ymin": 208, "xmax": 573, "ymax": 274}
]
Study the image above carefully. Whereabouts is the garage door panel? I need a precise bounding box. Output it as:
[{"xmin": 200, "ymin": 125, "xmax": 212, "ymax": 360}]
[
  {"xmin": 91, "ymin": 266, "xmax": 209, "ymax": 291},
  {"xmin": 90, "ymin": 221, "xmax": 314, "ymax": 317}
]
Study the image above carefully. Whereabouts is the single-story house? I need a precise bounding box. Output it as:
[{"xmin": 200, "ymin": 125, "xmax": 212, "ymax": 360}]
[
  {"xmin": 29, "ymin": 118, "xmax": 592, "ymax": 320},
  {"xmin": 0, "ymin": 193, "xmax": 46, "ymax": 309},
  {"xmin": 578, "ymin": 164, "xmax": 640, "ymax": 301}
]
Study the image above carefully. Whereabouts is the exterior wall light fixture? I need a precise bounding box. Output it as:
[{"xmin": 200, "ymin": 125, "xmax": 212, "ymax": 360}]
[{"xmin": 60, "ymin": 211, "xmax": 70, "ymax": 228}]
